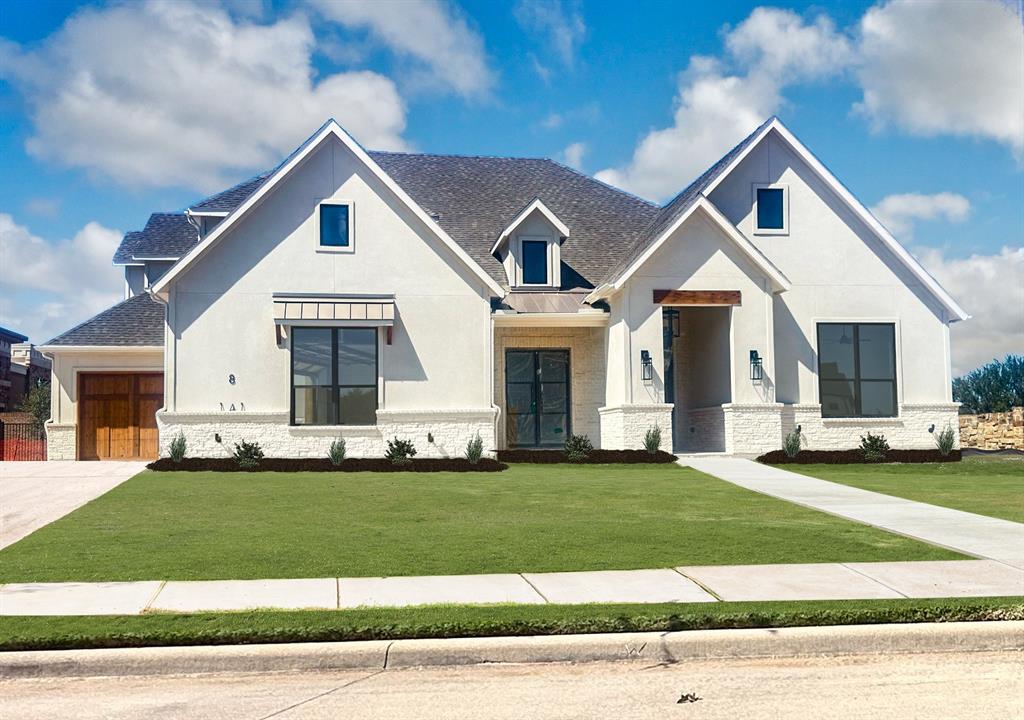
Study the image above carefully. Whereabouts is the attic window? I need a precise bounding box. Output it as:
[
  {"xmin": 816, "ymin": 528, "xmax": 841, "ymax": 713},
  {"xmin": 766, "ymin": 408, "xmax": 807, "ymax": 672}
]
[
  {"xmin": 319, "ymin": 202, "xmax": 352, "ymax": 249},
  {"xmin": 521, "ymin": 240, "xmax": 549, "ymax": 285},
  {"xmin": 753, "ymin": 184, "xmax": 788, "ymax": 235}
]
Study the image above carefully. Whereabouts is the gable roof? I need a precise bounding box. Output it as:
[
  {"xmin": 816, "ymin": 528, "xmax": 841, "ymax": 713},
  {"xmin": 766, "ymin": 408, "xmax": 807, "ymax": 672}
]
[
  {"xmin": 190, "ymin": 172, "xmax": 272, "ymax": 213},
  {"xmin": 490, "ymin": 198, "xmax": 571, "ymax": 254},
  {"xmin": 153, "ymin": 120, "xmax": 507, "ymax": 297},
  {"xmin": 43, "ymin": 293, "xmax": 164, "ymax": 347},
  {"xmin": 113, "ymin": 213, "xmax": 198, "ymax": 264},
  {"xmin": 594, "ymin": 116, "xmax": 969, "ymax": 321}
]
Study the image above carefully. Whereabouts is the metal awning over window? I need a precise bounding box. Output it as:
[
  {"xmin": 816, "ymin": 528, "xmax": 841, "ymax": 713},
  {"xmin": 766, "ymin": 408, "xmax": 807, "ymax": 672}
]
[{"xmin": 272, "ymin": 293, "xmax": 395, "ymax": 327}]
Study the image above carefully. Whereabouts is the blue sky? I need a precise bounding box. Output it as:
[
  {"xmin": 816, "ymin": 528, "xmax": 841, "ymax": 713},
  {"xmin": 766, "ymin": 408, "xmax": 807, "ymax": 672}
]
[{"xmin": 0, "ymin": 0, "xmax": 1021, "ymax": 373}]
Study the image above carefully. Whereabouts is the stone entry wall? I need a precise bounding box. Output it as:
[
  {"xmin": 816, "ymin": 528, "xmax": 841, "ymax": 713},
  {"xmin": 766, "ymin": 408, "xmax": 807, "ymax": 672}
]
[{"xmin": 959, "ymin": 408, "xmax": 1024, "ymax": 450}]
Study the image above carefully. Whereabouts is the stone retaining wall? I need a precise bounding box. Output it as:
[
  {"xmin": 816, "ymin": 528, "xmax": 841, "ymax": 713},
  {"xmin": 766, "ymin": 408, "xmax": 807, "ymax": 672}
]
[{"xmin": 958, "ymin": 407, "xmax": 1024, "ymax": 450}]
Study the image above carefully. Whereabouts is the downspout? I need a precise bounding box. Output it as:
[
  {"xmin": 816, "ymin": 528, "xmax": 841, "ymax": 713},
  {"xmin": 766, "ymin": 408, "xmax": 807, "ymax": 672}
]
[{"xmin": 488, "ymin": 291, "xmax": 502, "ymax": 454}]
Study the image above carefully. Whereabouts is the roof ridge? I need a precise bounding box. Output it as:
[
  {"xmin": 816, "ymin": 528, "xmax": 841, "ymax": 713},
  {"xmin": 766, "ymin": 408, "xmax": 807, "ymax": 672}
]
[
  {"xmin": 370, "ymin": 149, "xmax": 551, "ymax": 162},
  {"xmin": 543, "ymin": 157, "xmax": 659, "ymax": 208}
]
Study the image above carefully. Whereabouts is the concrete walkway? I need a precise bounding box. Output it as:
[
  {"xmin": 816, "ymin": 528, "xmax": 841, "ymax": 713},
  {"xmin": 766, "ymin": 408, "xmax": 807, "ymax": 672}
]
[
  {"xmin": 0, "ymin": 461, "xmax": 149, "ymax": 550},
  {"xmin": 680, "ymin": 456, "xmax": 1024, "ymax": 568},
  {"xmin": 2, "ymin": 560, "xmax": 1021, "ymax": 615}
]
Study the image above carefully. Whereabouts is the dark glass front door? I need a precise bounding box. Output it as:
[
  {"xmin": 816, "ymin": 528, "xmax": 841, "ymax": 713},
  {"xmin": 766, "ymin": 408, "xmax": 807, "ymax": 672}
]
[{"xmin": 505, "ymin": 349, "xmax": 570, "ymax": 447}]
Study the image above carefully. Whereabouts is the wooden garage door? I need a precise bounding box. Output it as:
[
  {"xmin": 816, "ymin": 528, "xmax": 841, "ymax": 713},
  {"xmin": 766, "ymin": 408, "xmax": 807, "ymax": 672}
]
[{"xmin": 78, "ymin": 373, "xmax": 164, "ymax": 460}]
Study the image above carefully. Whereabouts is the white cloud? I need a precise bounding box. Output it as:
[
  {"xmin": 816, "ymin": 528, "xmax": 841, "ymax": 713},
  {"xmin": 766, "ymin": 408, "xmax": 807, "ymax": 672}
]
[
  {"xmin": 559, "ymin": 141, "xmax": 586, "ymax": 170},
  {"xmin": 915, "ymin": 246, "xmax": 1024, "ymax": 376},
  {"xmin": 0, "ymin": 0, "xmax": 409, "ymax": 192},
  {"xmin": 0, "ymin": 214, "xmax": 123, "ymax": 345},
  {"xmin": 856, "ymin": 0, "xmax": 1024, "ymax": 155},
  {"xmin": 307, "ymin": 0, "xmax": 493, "ymax": 98},
  {"xmin": 595, "ymin": 8, "xmax": 851, "ymax": 201},
  {"xmin": 870, "ymin": 192, "xmax": 971, "ymax": 238},
  {"xmin": 514, "ymin": 0, "xmax": 586, "ymax": 67}
]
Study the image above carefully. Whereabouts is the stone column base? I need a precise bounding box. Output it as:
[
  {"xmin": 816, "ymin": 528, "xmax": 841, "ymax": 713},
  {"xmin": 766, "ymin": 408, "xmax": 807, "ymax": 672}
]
[
  {"xmin": 598, "ymin": 404, "xmax": 673, "ymax": 450},
  {"xmin": 722, "ymin": 403, "xmax": 784, "ymax": 455},
  {"xmin": 44, "ymin": 422, "xmax": 77, "ymax": 460}
]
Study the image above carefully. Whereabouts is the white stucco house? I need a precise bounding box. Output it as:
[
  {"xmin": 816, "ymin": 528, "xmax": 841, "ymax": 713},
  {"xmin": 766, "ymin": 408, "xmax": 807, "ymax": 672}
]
[{"xmin": 42, "ymin": 117, "xmax": 967, "ymax": 460}]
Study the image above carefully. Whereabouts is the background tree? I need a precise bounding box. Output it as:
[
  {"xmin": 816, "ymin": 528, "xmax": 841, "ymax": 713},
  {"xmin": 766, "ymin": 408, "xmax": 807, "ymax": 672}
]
[
  {"xmin": 953, "ymin": 355, "xmax": 1024, "ymax": 414},
  {"xmin": 17, "ymin": 379, "xmax": 51, "ymax": 429}
]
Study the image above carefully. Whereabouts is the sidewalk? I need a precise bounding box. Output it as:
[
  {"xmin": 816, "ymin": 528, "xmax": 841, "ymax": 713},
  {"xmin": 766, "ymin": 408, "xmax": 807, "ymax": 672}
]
[
  {"xmin": 680, "ymin": 456, "xmax": 1024, "ymax": 567},
  {"xmin": 2, "ymin": 559, "xmax": 1021, "ymax": 615}
]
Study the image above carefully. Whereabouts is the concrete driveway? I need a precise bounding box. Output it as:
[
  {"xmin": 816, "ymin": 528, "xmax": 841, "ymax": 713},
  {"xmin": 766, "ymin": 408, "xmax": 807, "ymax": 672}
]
[{"xmin": 0, "ymin": 461, "xmax": 148, "ymax": 550}]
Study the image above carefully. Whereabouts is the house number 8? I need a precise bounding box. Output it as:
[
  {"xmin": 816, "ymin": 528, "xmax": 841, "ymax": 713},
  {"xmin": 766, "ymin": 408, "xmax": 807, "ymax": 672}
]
[{"xmin": 228, "ymin": 374, "xmax": 236, "ymax": 385}]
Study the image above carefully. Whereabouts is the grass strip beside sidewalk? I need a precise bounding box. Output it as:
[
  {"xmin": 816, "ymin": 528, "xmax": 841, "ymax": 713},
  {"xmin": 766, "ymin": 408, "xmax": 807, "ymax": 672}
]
[{"xmin": 1, "ymin": 597, "xmax": 1021, "ymax": 652}]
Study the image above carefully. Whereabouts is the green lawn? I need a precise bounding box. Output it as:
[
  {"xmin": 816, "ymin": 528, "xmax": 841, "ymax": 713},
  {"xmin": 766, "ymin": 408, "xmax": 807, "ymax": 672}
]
[
  {"xmin": 0, "ymin": 464, "xmax": 962, "ymax": 583},
  {"xmin": 791, "ymin": 456, "xmax": 1024, "ymax": 523},
  {"xmin": 1, "ymin": 597, "xmax": 1020, "ymax": 652}
]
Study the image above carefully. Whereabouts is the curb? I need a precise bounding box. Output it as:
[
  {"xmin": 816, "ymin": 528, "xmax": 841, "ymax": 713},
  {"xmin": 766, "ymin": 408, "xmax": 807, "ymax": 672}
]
[{"xmin": 2, "ymin": 621, "xmax": 1021, "ymax": 679}]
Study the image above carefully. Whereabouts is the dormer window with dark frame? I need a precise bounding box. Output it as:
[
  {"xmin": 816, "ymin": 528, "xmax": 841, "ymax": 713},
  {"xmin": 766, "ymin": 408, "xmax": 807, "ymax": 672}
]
[{"xmin": 521, "ymin": 239, "xmax": 549, "ymax": 285}]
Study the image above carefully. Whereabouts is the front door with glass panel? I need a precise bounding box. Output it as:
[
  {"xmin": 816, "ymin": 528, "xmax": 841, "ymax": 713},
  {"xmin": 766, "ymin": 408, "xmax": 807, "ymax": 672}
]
[{"xmin": 505, "ymin": 350, "xmax": 570, "ymax": 447}]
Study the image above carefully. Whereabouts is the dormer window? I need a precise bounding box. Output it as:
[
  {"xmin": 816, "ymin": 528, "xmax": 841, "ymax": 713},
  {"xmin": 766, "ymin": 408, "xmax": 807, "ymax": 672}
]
[
  {"xmin": 491, "ymin": 198, "xmax": 569, "ymax": 289},
  {"xmin": 521, "ymin": 238, "xmax": 550, "ymax": 285},
  {"xmin": 753, "ymin": 184, "xmax": 788, "ymax": 235}
]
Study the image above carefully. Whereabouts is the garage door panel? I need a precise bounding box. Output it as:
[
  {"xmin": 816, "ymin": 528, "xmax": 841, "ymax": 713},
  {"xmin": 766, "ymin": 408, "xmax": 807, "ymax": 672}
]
[{"xmin": 78, "ymin": 373, "xmax": 163, "ymax": 461}]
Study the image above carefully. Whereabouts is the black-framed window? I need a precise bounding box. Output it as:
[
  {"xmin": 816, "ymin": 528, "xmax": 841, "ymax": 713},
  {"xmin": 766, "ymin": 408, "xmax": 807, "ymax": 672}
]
[
  {"xmin": 292, "ymin": 327, "xmax": 377, "ymax": 425},
  {"xmin": 320, "ymin": 203, "xmax": 350, "ymax": 247},
  {"xmin": 521, "ymin": 239, "xmax": 549, "ymax": 284},
  {"xmin": 817, "ymin": 323, "xmax": 897, "ymax": 418},
  {"xmin": 756, "ymin": 187, "xmax": 785, "ymax": 230}
]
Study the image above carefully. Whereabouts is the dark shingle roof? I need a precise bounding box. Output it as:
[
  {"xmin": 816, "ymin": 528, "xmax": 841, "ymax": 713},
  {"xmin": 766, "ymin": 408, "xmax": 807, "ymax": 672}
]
[
  {"xmin": 113, "ymin": 213, "xmax": 198, "ymax": 264},
  {"xmin": 0, "ymin": 327, "xmax": 29, "ymax": 343},
  {"xmin": 368, "ymin": 152, "xmax": 659, "ymax": 288},
  {"xmin": 599, "ymin": 117, "xmax": 775, "ymax": 285},
  {"xmin": 46, "ymin": 294, "xmax": 165, "ymax": 347},
  {"xmin": 190, "ymin": 173, "xmax": 272, "ymax": 212}
]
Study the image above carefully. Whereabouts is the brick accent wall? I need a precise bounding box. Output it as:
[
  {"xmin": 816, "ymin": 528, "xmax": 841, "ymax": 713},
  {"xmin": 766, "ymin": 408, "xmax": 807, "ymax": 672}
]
[
  {"xmin": 493, "ymin": 326, "xmax": 605, "ymax": 449},
  {"xmin": 959, "ymin": 408, "xmax": 1023, "ymax": 450}
]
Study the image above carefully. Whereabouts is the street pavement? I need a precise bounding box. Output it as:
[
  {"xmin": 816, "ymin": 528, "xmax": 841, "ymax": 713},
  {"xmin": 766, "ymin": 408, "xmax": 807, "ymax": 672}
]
[{"xmin": 2, "ymin": 650, "xmax": 1021, "ymax": 719}]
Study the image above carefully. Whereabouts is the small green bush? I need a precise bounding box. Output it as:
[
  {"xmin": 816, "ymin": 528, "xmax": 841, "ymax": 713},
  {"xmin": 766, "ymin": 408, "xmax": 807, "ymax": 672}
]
[
  {"xmin": 934, "ymin": 425, "xmax": 957, "ymax": 456},
  {"xmin": 233, "ymin": 440, "xmax": 264, "ymax": 469},
  {"xmin": 564, "ymin": 433, "xmax": 593, "ymax": 462},
  {"xmin": 643, "ymin": 426, "xmax": 662, "ymax": 454},
  {"xmin": 385, "ymin": 437, "xmax": 417, "ymax": 465},
  {"xmin": 782, "ymin": 429, "xmax": 801, "ymax": 458},
  {"xmin": 328, "ymin": 439, "xmax": 347, "ymax": 465},
  {"xmin": 168, "ymin": 432, "xmax": 187, "ymax": 463},
  {"xmin": 859, "ymin": 432, "xmax": 890, "ymax": 463},
  {"xmin": 465, "ymin": 433, "xmax": 484, "ymax": 464}
]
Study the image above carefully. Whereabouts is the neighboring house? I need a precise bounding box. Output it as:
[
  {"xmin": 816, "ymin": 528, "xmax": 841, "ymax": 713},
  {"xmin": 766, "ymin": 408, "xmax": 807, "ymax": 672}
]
[
  {"xmin": 41, "ymin": 117, "xmax": 967, "ymax": 461},
  {"xmin": 0, "ymin": 329, "xmax": 48, "ymax": 411}
]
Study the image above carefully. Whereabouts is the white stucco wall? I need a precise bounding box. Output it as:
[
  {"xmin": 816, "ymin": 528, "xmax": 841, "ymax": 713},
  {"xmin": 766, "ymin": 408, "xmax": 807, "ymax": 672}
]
[
  {"xmin": 707, "ymin": 131, "xmax": 954, "ymax": 407},
  {"xmin": 160, "ymin": 136, "xmax": 496, "ymax": 457}
]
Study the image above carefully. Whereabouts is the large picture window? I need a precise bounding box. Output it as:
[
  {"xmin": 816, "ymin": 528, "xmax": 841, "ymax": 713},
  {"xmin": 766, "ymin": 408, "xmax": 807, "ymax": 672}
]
[
  {"xmin": 817, "ymin": 323, "xmax": 897, "ymax": 418},
  {"xmin": 292, "ymin": 327, "xmax": 377, "ymax": 425}
]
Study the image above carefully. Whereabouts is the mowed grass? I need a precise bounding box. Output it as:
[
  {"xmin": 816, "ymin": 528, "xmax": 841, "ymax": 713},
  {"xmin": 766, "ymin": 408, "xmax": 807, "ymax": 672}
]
[
  {"xmin": 0, "ymin": 464, "xmax": 962, "ymax": 583},
  {"xmin": 791, "ymin": 455, "xmax": 1024, "ymax": 523}
]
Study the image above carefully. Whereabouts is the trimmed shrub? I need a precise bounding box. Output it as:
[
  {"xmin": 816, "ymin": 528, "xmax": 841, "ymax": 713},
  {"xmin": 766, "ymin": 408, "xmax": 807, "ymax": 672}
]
[
  {"xmin": 465, "ymin": 433, "xmax": 484, "ymax": 464},
  {"xmin": 168, "ymin": 432, "xmax": 187, "ymax": 463},
  {"xmin": 233, "ymin": 440, "xmax": 264, "ymax": 469},
  {"xmin": 564, "ymin": 434, "xmax": 594, "ymax": 462},
  {"xmin": 385, "ymin": 437, "xmax": 417, "ymax": 465},
  {"xmin": 782, "ymin": 429, "xmax": 801, "ymax": 458},
  {"xmin": 934, "ymin": 425, "xmax": 957, "ymax": 456},
  {"xmin": 859, "ymin": 432, "xmax": 890, "ymax": 463},
  {"xmin": 643, "ymin": 426, "xmax": 662, "ymax": 454},
  {"xmin": 328, "ymin": 439, "xmax": 346, "ymax": 466}
]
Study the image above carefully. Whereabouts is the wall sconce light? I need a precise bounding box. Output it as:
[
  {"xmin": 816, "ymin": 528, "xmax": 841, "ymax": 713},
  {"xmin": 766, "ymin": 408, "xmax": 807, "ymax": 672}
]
[
  {"xmin": 749, "ymin": 350, "xmax": 763, "ymax": 382},
  {"xmin": 927, "ymin": 424, "xmax": 935, "ymax": 433},
  {"xmin": 640, "ymin": 350, "xmax": 653, "ymax": 381}
]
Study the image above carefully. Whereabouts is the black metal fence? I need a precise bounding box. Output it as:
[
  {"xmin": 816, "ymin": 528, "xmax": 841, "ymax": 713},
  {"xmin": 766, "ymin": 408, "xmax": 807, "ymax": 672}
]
[{"xmin": 0, "ymin": 420, "xmax": 46, "ymax": 461}]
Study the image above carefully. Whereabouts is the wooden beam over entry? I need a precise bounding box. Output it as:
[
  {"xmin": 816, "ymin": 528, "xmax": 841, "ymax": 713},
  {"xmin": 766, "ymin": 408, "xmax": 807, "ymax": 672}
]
[{"xmin": 653, "ymin": 290, "xmax": 742, "ymax": 306}]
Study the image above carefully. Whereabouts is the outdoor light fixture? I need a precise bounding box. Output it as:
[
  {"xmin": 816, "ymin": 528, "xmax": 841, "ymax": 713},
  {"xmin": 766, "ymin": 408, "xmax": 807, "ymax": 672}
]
[
  {"xmin": 640, "ymin": 350, "xmax": 653, "ymax": 381},
  {"xmin": 749, "ymin": 350, "xmax": 763, "ymax": 382}
]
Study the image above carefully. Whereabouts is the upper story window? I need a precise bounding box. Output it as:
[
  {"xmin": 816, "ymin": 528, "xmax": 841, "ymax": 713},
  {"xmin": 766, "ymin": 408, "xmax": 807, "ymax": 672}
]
[
  {"xmin": 521, "ymin": 239, "xmax": 549, "ymax": 285},
  {"xmin": 817, "ymin": 323, "xmax": 897, "ymax": 418},
  {"xmin": 318, "ymin": 202, "xmax": 352, "ymax": 249},
  {"xmin": 291, "ymin": 327, "xmax": 377, "ymax": 425},
  {"xmin": 753, "ymin": 184, "xmax": 788, "ymax": 235}
]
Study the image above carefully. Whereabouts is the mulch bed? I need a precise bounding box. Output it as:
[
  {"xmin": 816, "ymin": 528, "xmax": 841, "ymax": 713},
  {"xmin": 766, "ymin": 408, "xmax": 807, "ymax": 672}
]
[
  {"xmin": 757, "ymin": 449, "xmax": 962, "ymax": 464},
  {"xmin": 147, "ymin": 457, "xmax": 508, "ymax": 472},
  {"xmin": 496, "ymin": 449, "xmax": 678, "ymax": 464}
]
